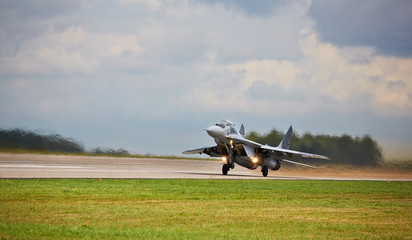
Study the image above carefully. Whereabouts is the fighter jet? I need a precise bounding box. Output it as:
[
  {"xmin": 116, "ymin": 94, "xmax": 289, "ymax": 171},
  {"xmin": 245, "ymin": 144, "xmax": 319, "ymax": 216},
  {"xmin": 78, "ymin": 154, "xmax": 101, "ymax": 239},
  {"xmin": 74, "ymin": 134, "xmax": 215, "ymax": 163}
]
[{"xmin": 183, "ymin": 120, "xmax": 329, "ymax": 177}]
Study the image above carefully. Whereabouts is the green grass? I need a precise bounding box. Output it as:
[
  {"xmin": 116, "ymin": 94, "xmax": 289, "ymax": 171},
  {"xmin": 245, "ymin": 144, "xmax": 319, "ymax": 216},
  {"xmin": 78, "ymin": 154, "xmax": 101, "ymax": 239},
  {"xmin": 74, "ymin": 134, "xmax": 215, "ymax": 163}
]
[{"xmin": 0, "ymin": 179, "xmax": 411, "ymax": 239}]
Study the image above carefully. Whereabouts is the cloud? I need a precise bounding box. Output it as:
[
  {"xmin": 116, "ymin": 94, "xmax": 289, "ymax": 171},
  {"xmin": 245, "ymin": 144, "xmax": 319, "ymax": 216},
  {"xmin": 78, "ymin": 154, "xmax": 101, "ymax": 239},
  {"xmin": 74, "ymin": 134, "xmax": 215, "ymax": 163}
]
[
  {"xmin": 133, "ymin": 0, "xmax": 310, "ymax": 66},
  {"xmin": 172, "ymin": 29, "xmax": 412, "ymax": 117},
  {"xmin": 199, "ymin": 0, "xmax": 292, "ymax": 16},
  {"xmin": 0, "ymin": 0, "xmax": 85, "ymax": 54},
  {"xmin": 118, "ymin": 0, "xmax": 162, "ymax": 10},
  {"xmin": 309, "ymin": 0, "xmax": 412, "ymax": 57},
  {"xmin": 0, "ymin": 0, "xmax": 81, "ymax": 24},
  {"xmin": 0, "ymin": 27, "xmax": 144, "ymax": 76},
  {"xmin": 246, "ymin": 80, "xmax": 309, "ymax": 102}
]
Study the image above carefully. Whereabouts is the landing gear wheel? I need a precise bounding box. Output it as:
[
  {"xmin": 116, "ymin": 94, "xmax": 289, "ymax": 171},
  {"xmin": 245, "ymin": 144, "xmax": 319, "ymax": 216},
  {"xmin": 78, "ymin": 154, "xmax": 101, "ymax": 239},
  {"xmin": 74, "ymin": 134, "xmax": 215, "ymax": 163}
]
[
  {"xmin": 261, "ymin": 166, "xmax": 268, "ymax": 177},
  {"xmin": 222, "ymin": 164, "xmax": 230, "ymax": 175}
]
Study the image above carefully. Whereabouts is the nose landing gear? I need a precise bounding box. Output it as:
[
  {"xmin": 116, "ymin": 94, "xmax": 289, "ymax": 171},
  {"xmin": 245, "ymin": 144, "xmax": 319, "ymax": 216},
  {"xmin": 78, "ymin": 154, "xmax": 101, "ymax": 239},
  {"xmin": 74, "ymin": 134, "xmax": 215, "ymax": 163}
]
[
  {"xmin": 222, "ymin": 164, "xmax": 230, "ymax": 175},
  {"xmin": 261, "ymin": 165, "xmax": 268, "ymax": 177}
]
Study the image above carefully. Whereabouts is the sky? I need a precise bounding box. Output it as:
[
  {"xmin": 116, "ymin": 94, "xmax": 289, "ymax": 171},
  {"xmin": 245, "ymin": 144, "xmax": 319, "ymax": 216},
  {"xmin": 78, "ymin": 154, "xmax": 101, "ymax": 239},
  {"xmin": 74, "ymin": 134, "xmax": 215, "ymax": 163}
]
[{"xmin": 1, "ymin": 0, "xmax": 411, "ymax": 159}]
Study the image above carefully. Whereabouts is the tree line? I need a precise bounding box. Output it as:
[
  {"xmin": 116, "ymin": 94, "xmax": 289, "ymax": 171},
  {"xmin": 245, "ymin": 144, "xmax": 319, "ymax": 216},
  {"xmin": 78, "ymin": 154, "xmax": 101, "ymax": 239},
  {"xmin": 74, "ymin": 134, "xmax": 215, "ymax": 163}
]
[
  {"xmin": 247, "ymin": 129, "xmax": 383, "ymax": 166},
  {"xmin": 0, "ymin": 128, "xmax": 84, "ymax": 153},
  {"xmin": 1, "ymin": 127, "xmax": 384, "ymax": 166},
  {"xmin": 0, "ymin": 128, "xmax": 129, "ymax": 156}
]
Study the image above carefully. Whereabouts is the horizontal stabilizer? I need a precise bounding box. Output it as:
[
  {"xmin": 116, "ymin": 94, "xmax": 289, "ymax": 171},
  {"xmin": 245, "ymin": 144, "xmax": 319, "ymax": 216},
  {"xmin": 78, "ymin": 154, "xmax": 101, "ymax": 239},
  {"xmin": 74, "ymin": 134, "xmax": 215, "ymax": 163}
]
[
  {"xmin": 281, "ymin": 159, "xmax": 317, "ymax": 168},
  {"xmin": 260, "ymin": 145, "xmax": 330, "ymax": 160}
]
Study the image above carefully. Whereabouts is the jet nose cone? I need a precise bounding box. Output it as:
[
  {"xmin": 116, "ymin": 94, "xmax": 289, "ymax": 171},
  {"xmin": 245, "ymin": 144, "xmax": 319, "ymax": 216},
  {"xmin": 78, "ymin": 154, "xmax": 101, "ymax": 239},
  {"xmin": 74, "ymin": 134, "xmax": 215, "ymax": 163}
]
[{"xmin": 206, "ymin": 125, "xmax": 224, "ymax": 138}]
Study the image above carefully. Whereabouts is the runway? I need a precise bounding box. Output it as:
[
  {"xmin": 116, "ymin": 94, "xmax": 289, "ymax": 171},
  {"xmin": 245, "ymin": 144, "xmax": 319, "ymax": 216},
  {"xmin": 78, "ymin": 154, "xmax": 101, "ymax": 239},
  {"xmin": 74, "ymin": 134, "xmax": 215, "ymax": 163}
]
[{"xmin": 0, "ymin": 153, "xmax": 411, "ymax": 180}]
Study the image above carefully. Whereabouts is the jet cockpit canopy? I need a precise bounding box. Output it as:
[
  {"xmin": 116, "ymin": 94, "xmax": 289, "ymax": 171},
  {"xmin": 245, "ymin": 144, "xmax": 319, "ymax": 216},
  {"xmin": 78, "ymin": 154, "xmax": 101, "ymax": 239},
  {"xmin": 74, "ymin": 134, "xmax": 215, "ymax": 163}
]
[{"xmin": 216, "ymin": 120, "xmax": 234, "ymax": 128}]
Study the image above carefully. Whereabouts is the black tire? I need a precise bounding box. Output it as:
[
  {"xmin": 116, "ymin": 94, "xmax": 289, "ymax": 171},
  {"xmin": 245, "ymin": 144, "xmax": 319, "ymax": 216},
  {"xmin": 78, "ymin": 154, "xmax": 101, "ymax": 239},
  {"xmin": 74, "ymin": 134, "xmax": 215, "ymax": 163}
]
[
  {"xmin": 261, "ymin": 165, "xmax": 268, "ymax": 177},
  {"xmin": 222, "ymin": 164, "xmax": 229, "ymax": 175}
]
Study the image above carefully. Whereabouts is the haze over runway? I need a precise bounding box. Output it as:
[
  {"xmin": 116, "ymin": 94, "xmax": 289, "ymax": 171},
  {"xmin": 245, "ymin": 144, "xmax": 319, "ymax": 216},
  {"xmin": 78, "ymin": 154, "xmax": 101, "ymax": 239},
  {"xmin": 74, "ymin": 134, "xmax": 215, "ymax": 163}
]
[
  {"xmin": 1, "ymin": 154, "xmax": 411, "ymax": 181},
  {"xmin": 1, "ymin": 1, "xmax": 412, "ymax": 159}
]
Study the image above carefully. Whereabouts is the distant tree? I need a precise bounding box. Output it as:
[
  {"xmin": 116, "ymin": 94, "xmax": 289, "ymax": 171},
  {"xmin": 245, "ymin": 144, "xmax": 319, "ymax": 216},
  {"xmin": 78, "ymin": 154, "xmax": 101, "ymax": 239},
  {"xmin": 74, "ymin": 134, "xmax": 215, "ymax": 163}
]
[
  {"xmin": 0, "ymin": 128, "xmax": 84, "ymax": 153},
  {"xmin": 0, "ymin": 128, "xmax": 134, "ymax": 157},
  {"xmin": 90, "ymin": 147, "xmax": 129, "ymax": 156},
  {"xmin": 246, "ymin": 129, "xmax": 383, "ymax": 166}
]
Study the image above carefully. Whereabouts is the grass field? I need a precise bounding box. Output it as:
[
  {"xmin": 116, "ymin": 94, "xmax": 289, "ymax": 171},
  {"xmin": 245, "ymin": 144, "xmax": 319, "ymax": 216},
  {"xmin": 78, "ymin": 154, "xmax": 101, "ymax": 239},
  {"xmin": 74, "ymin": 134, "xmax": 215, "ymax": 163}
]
[{"xmin": 0, "ymin": 179, "xmax": 411, "ymax": 239}]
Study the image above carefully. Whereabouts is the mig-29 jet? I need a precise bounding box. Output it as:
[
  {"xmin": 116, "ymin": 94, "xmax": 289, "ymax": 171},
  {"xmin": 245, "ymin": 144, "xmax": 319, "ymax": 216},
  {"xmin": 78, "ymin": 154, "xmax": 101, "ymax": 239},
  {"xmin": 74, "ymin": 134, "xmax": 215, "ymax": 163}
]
[{"xmin": 183, "ymin": 120, "xmax": 329, "ymax": 177}]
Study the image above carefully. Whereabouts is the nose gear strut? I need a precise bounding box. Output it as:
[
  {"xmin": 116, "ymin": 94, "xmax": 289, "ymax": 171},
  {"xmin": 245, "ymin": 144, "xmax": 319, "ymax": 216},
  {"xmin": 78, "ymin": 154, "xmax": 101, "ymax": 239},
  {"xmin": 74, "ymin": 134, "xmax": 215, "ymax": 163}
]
[{"xmin": 222, "ymin": 143, "xmax": 236, "ymax": 175}]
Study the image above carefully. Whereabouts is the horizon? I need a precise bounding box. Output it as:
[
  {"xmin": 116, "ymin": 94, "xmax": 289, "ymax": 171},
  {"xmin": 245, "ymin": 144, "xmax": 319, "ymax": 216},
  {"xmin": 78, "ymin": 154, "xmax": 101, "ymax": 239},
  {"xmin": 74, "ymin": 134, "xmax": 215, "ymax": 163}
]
[{"xmin": 0, "ymin": 124, "xmax": 408, "ymax": 162}]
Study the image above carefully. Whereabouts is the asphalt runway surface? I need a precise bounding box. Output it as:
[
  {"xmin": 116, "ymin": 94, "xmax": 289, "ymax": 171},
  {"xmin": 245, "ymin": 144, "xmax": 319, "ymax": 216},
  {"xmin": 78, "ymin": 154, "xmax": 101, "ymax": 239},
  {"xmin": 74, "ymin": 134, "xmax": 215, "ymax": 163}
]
[{"xmin": 0, "ymin": 153, "xmax": 411, "ymax": 180}]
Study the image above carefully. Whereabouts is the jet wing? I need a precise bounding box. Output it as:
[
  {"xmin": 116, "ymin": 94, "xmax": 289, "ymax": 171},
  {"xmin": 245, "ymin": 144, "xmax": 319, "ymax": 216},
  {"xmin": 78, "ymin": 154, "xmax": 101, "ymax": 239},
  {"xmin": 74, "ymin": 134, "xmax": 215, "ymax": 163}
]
[
  {"xmin": 182, "ymin": 146, "xmax": 222, "ymax": 157},
  {"xmin": 183, "ymin": 147, "xmax": 209, "ymax": 155},
  {"xmin": 260, "ymin": 145, "xmax": 330, "ymax": 160},
  {"xmin": 226, "ymin": 135, "xmax": 262, "ymax": 148}
]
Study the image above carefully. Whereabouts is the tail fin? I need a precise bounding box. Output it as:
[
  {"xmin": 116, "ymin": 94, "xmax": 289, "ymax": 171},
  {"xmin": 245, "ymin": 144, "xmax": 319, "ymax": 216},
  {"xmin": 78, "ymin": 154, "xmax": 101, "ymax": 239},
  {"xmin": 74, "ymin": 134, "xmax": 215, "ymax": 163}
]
[
  {"xmin": 239, "ymin": 124, "xmax": 245, "ymax": 137},
  {"xmin": 278, "ymin": 125, "xmax": 293, "ymax": 149}
]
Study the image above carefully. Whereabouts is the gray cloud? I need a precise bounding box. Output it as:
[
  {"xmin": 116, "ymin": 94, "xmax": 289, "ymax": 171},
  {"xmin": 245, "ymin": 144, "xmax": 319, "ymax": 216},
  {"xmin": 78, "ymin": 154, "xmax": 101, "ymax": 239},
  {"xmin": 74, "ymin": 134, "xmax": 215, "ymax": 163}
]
[
  {"xmin": 0, "ymin": 0, "xmax": 83, "ymax": 56},
  {"xmin": 0, "ymin": 0, "xmax": 81, "ymax": 19},
  {"xmin": 198, "ymin": 0, "xmax": 289, "ymax": 16},
  {"xmin": 309, "ymin": 0, "xmax": 412, "ymax": 57},
  {"xmin": 387, "ymin": 80, "xmax": 406, "ymax": 89},
  {"xmin": 246, "ymin": 80, "xmax": 309, "ymax": 102}
]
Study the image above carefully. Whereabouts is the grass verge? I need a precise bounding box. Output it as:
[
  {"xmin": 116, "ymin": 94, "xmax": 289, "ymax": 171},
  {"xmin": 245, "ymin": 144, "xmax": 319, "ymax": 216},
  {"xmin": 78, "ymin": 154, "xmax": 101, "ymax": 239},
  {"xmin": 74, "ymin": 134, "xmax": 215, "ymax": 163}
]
[{"xmin": 0, "ymin": 179, "xmax": 411, "ymax": 239}]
